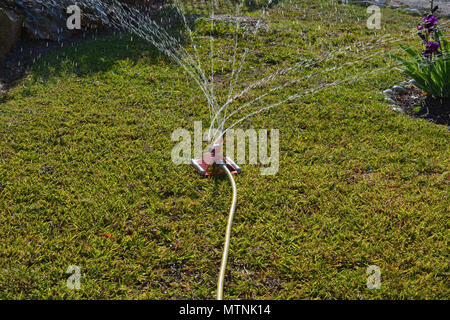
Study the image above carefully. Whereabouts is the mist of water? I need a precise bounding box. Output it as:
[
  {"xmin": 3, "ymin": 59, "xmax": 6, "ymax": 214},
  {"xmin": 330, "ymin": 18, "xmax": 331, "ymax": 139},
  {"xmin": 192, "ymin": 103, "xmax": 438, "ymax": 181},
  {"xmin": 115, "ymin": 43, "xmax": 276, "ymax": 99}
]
[{"xmin": 34, "ymin": 0, "xmax": 410, "ymax": 144}]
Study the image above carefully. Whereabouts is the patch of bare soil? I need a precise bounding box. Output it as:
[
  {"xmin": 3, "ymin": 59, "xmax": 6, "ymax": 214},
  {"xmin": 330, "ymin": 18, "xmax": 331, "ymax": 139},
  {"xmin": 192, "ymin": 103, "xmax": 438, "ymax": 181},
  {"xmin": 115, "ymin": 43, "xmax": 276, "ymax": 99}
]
[
  {"xmin": 205, "ymin": 14, "xmax": 269, "ymax": 32},
  {"xmin": 390, "ymin": 84, "xmax": 450, "ymax": 125}
]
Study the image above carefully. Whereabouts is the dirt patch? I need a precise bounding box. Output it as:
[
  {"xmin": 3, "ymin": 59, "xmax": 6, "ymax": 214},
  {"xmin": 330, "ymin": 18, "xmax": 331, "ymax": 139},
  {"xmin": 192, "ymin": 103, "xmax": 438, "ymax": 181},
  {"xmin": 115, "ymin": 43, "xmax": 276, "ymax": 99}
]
[
  {"xmin": 205, "ymin": 14, "xmax": 269, "ymax": 32},
  {"xmin": 389, "ymin": 84, "xmax": 450, "ymax": 125}
]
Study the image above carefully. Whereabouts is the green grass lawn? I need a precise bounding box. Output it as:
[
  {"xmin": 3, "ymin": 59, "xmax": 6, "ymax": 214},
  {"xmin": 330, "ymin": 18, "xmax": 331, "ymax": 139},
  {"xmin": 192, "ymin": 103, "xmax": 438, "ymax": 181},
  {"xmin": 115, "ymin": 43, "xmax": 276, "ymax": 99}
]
[{"xmin": 0, "ymin": 0, "xmax": 448, "ymax": 299}]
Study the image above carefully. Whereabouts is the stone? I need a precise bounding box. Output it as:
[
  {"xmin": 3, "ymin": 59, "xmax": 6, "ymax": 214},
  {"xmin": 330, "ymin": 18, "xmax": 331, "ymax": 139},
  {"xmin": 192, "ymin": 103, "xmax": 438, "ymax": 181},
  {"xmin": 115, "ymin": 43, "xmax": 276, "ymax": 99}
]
[
  {"xmin": 404, "ymin": 8, "xmax": 421, "ymax": 15},
  {"xmin": 390, "ymin": 1, "xmax": 450, "ymax": 17},
  {"xmin": 373, "ymin": 0, "xmax": 387, "ymax": 7},
  {"xmin": 392, "ymin": 85, "xmax": 407, "ymax": 94},
  {"xmin": 385, "ymin": 97, "xmax": 395, "ymax": 104},
  {"xmin": 1, "ymin": 0, "xmax": 112, "ymax": 41},
  {"xmin": 383, "ymin": 89, "xmax": 393, "ymax": 95},
  {"xmin": 20, "ymin": 2, "xmax": 66, "ymax": 41},
  {"xmin": 0, "ymin": 0, "xmax": 168, "ymax": 43},
  {"xmin": 0, "ymin": 8, "xmax": 23, "ymax": 61}
]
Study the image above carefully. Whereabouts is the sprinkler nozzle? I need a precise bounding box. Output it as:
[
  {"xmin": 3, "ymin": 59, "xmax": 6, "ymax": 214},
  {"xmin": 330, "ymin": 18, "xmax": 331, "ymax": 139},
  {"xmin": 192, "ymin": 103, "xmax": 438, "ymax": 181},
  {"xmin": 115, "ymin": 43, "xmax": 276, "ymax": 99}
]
[{"xmin": 190, "ymin": 139, "xmax": 241, "ymax": 176}]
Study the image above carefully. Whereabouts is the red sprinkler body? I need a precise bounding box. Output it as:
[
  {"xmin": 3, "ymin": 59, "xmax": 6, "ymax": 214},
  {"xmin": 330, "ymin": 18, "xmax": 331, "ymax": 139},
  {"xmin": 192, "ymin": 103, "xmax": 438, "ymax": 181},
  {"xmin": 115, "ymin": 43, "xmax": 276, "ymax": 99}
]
[{"xmin": 191, "ymin": 137, "xmax": 241, "ymax": 176}]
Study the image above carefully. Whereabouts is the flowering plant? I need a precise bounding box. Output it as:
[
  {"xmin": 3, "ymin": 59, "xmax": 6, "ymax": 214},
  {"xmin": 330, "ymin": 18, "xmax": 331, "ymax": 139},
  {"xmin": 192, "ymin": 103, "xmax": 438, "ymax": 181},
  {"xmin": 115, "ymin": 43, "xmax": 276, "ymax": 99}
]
[{"xmin": 391, "ymin": 2, "xmax": 449, "ymax": 98}]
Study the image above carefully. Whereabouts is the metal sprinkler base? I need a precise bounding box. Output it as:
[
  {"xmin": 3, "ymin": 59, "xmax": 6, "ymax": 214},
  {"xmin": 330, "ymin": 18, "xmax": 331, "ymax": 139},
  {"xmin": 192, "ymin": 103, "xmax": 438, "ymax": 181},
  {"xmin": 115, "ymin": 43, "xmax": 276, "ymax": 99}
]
[{"xmin": 191, "ymin": 143, "xmax": 241, "ymax": 176}]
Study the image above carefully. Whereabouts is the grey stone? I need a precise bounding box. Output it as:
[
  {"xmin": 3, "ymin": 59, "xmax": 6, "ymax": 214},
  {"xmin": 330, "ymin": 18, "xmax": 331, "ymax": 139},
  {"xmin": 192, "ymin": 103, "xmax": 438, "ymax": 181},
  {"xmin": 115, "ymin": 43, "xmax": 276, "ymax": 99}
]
[
  {"xmin": 404, "ymin": 7, "xmax": 421, "ymax": 15},
  {"xmin": 385, "ymin": 97, "xmax": 396, "ymax": 103},
  {"xmin": 383, "ymin": 89, "xmax": 393, "ymax": 95},
  {"xmin": 392, "ymin": 85, "xmax": 407, "ymax": 94},
  {"xmin": 390, "ymin": 1, "xmax": 450, "ymax": 17},
  {"xmin": 20, "ymin": 3, "xmax": 66, "ymax": 41},
  {"xmin": 1, "ymin": 0, "xmax": 111, "ymax": 42},
  {"xmin": 392, "ymin": 107, "xmax": 405, "ymax": 113}
]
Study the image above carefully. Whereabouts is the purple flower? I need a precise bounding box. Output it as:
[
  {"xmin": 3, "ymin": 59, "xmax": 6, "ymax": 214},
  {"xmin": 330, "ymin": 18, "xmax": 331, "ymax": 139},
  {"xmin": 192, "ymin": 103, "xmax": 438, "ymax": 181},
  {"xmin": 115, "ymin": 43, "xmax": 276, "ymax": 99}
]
[
  {"xmin": 417, "ymin": 25, "xmax": 424, "ymax": 31},
  {"xmin": 423, "ymin": 15, "xmax": 439, "ymax": 25},
  {"xmin": 422, "ymin": 41, "xmax": 441, "ymax": 59},
  {"xmin": 427, "ymin": 41, "xmax": 440, "ymax": 51},
  {"xmin": 422, "ymin": 15, "xmax": 439, "ymax": 33}
]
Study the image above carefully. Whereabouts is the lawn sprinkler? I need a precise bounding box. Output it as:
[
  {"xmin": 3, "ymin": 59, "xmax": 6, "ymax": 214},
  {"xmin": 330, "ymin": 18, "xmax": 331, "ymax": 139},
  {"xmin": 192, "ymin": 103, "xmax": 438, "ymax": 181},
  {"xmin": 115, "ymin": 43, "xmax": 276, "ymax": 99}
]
[{"xmin": 190, "ymin": 136, "xmax": 241, "ymax": 177}]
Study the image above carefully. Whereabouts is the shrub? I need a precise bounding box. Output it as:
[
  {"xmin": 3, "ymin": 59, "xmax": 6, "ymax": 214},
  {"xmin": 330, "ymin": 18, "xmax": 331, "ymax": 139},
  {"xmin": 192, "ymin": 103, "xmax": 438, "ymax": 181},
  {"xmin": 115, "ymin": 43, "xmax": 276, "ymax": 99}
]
[{"xmin": 391, "ymin": 5, "xmax": 450, "ymax": 98}]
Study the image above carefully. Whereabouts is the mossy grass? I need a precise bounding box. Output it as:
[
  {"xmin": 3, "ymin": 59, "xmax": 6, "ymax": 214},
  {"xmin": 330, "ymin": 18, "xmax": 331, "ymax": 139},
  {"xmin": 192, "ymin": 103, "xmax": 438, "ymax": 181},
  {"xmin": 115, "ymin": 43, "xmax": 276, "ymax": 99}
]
[{"xmin": 0, "ymin": 0, "xmax": 448, "ymax": 299}]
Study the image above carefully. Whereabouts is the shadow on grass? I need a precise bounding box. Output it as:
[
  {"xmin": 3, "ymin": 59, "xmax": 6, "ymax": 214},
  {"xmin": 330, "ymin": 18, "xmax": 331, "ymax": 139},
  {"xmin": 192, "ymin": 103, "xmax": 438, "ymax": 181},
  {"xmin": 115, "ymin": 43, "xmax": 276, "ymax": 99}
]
[
  {"xmin": 24, "ymin": 5, "xmax": 191, "ymax": 84},
  {"xmin": 26, "ymin": 0, "xmax": 282, "ymax": 82},
  {"xmin": 28, "ymin": 32, "xmax": 166, "ymax": 82}
]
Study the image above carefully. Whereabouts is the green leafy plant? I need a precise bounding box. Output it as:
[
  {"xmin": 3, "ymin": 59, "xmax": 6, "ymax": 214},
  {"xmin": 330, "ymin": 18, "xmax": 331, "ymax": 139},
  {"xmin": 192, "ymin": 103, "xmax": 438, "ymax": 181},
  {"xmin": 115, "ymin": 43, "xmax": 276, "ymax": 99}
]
[{"xmin": 391, "ymin": 4, "xmax": 450, "ymax": 98}]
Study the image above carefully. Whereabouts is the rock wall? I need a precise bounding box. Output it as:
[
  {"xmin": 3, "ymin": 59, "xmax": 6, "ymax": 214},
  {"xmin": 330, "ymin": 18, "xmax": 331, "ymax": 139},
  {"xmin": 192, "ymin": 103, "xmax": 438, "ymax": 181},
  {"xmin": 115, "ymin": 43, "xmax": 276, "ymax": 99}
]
[
  {"xmin": 0, "ymin": 0, "xmax": 167, "ymax": 61},
  {"xmin": 0, "ymin": 8, "xmax": 23, "ymax": 60}
]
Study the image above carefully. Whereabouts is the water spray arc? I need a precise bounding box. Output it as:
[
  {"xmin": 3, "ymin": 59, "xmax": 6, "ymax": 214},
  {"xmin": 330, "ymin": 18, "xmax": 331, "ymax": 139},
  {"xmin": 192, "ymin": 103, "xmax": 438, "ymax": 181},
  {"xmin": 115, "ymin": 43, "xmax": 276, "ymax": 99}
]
[
  {"xmin": 34, "ymin": 0, "xmax": 409, "ymax": 299},
  {"xmin": 35, "ymin": 0, "xmax": 247, "ymax": 300}
]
